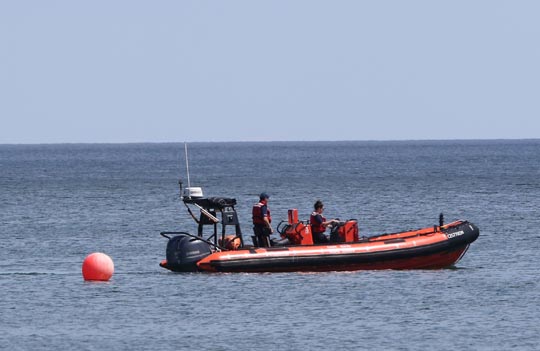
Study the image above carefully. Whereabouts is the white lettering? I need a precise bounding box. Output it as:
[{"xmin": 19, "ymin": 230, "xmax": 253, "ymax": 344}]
[{"xmin": 446, "ymin": 230, "xmax": 465, "ymax": 239}]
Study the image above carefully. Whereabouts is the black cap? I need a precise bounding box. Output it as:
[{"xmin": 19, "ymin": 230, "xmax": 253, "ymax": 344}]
[{"xmin": 259, "ymin": 192, "xmax": 269, "ymax": 200}]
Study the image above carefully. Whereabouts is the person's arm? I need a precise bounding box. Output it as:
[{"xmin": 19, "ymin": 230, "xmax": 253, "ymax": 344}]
[
  {"xmin": 262, "ymin": 206, "xmax": 273, "ymax": 233},
  {"xmin": 313, "ymin": 214, "xmax": 335, "ymax": 228},
  {"xmin": 263, "ymin": 217, "xmax": 273, "ymax": 233},
  {"xmin": 322, "ymin": 218, "xmax": 338, "ymax": 227}
]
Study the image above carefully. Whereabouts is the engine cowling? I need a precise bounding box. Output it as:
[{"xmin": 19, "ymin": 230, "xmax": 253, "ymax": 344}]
[{"xmin": 165, "ymin": 235, "xmax": 212, "ymax": 272}]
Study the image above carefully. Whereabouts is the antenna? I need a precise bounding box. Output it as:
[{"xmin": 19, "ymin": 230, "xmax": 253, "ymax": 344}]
[
  {"xmin": 184, "ymin": 142, "xmax": 191, "ymax": 190},
  {"xmin": 181, "ymin": 142, "xmax": 203, "ymax": 199}
]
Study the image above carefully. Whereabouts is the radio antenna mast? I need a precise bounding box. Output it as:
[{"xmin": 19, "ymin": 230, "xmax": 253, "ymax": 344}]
[{"xmin": 184, "ymin": 142, "xmax": 191, "ymax": 190}]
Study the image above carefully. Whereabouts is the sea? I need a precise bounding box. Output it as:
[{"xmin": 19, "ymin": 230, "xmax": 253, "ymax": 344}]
[{"xmin": 1, "ymin": 140, "xmax": 539, "ymax": 351}]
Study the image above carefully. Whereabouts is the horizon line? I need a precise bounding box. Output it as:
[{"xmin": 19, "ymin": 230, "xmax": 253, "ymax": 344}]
[{"xmin": 1, "ymin": 137, "xmax": 539, "ymax": 146}]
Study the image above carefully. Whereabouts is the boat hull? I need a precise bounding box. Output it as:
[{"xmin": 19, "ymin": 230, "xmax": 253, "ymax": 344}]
[{"xmin": 195, "ymin": 221, "xmax": 479, "ymax": 273}]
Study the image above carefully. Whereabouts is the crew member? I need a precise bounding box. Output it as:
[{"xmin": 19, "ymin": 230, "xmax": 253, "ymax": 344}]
[
  {"xmin": 310, "ymin": 200, "xmax": 338, "ymax": 244},
  {"xmin": 252, "ymin": 192, "xmax": 273, "ymax": 247}
]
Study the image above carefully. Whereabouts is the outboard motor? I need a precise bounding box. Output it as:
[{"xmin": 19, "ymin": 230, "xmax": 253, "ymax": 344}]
[{"xmin": 165, "ymin": 235, "xmax": 212, "ymax": 272}]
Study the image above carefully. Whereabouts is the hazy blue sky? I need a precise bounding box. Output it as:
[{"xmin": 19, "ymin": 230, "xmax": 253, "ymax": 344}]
[{"xmin": 1, "ymin": 1, "xmax": 539, "ymax": 143}]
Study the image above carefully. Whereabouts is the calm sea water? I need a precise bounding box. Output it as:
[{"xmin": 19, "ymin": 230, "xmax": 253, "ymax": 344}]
[{"xmin": 1, "ymin": 140, "xmax": 539, "ymax": 350}]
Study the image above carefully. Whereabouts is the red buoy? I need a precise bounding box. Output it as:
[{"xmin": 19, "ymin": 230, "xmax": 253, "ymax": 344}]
[{"xmin": 82, "ymin": 252, "xmax": 114, "ymax": 281}]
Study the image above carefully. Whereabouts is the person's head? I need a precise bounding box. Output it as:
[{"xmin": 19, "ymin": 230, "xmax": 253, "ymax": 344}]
[
  {"xmin": 259, "ymin": 192, "xmax": 270, "ymax": 202},
  {"xmin": 314, "ymin": 200, "xmax": 324, "ymax": 211}
]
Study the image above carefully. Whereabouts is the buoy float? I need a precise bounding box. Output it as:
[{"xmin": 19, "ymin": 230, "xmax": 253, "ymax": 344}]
[{"xmin": 82, "ymin": 252, "xmax": 114, "ymax": 281}]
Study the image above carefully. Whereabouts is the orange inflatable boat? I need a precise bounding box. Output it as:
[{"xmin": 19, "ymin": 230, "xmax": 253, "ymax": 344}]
[{"xmin": 159, "ymin": 188, "xmax": 479, "ymax": 273}]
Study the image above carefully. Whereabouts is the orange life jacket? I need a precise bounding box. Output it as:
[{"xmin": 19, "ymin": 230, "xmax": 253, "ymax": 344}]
[
  {"xmin": 310, "ymin": 212, "xmax": 326, "ymax": 233},
  {"xmin": 252, "ymin": 201, "xmax": 271, "ymax": 225}
]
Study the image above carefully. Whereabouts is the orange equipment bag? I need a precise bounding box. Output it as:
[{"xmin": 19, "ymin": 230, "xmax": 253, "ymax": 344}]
[{"xmin": 283, "ymin": 222, "xmax": 314, "ymax": 245}]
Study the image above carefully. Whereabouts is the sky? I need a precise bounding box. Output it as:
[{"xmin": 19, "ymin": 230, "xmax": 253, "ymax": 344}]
[{"xmin": 1, "ymin": 1, "xmax": 539, "ymax": 144}]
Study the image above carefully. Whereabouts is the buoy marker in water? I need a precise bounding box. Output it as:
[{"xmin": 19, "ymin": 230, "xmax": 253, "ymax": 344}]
[{"xmin": 82, "ymin": 252, "xmax": 114, "ymax": 281}]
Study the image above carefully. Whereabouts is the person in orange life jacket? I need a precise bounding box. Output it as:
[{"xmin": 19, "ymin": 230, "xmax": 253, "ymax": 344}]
[
  {"xmin": 310, "ymin": 200, "xmax": 339, "ymax": 244},
  {"xmin": 252, "ymin": 192, "xmax": 273, "ymax": 247}
]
